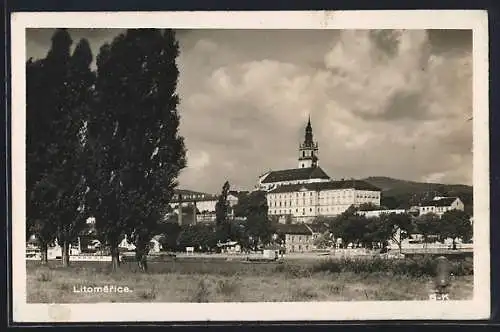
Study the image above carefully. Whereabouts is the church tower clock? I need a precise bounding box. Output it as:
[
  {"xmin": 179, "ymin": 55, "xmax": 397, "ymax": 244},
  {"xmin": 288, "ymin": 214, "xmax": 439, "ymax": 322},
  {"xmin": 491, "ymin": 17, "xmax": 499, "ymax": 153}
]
[{"xmin": 298, "ymin": 116, "xmax": 319, "ymax": 168}]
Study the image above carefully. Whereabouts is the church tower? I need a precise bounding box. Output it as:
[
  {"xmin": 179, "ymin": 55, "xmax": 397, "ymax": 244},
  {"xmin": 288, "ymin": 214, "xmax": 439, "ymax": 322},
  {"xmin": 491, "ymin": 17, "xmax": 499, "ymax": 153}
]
[{"xmin": 298, "ymin": 116, "xmax": 319, "ymax": 168}]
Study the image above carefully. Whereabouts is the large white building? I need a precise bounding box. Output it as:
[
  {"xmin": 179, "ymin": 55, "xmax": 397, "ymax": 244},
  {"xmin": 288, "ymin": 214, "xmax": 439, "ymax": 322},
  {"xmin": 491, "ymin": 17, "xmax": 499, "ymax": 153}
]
[
  {"xmin": 262, "ymin": 118, "xmax": 381, "ymax": 223},
  {"xmin": 267, "ymin": 180, "xmax": 381, "ymax": 223}
]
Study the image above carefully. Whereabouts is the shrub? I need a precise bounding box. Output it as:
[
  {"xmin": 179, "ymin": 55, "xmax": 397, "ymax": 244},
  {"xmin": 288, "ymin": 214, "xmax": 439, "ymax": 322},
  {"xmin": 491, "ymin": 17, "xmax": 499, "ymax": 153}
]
[
  {"xmin": 36, "ymin": 269, "xmax": 52, "ymax": 282},
  {"xmin": 216, "ymin": 279, "xmax": 239, "ymax": 296}
]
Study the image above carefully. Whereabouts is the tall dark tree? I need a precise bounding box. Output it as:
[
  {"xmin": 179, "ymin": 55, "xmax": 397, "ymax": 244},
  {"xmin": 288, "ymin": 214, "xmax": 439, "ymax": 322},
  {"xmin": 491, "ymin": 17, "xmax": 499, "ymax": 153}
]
[
  {"xmin": 244, "ymin": 190, "xmax": 271, "ymax": 250},
  {"xmin": 215, "ymin": 181, "xmax": 231, "ymax": 243},
  {"xmin": 55, "ymin": 38, "xmax": 96, "ymax": 267},
  {"xmin": 87, "ymin": 29, "xmax": 186, "ymax": 272},
  {"xmin": 26, "ymin": 57, "xmax": 56, "ymax": 264},
  {"xmin": 26, "ymin": 29, "xmax": 93, "ymax": 266}
]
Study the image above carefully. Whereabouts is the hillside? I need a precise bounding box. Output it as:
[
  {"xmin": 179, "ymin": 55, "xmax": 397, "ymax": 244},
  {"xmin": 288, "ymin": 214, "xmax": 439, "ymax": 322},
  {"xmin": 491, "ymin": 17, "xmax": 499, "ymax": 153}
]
[{"xmin": 362, "ymin": 176, "xmax": 473, "ymax": 215}]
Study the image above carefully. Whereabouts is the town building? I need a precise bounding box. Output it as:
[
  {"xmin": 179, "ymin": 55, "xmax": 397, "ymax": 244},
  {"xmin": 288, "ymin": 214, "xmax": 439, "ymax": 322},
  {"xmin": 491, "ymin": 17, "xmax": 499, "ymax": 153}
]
[
  {"xmin": 168, "ymin": 189, "xmax": 239, "ymax": 225},
  {"xmin": 267, "ymin": 180, "xmax": 381, "ymax": 223},
  {"xmin": 274, "ymin": 223, "xmax": 319, "ymax": 253},
  {"xmin": 257, "ymin": 118, "xmax": 381, "ymax": 223},
  {"xmin": 416, "ymin": 196, "xmax": 465, "ymax": 216}
]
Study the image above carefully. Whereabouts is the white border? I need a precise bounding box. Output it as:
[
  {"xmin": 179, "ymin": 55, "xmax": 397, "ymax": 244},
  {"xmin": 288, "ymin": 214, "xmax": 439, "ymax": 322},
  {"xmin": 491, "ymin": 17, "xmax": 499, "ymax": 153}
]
[{"xmin": 11, "ymin": 10, "xmax": 490, "ymax": 322}]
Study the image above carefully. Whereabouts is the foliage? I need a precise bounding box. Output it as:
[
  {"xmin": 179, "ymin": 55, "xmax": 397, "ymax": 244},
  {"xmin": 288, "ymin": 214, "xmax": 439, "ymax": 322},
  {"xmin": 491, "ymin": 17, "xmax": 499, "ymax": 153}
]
[
  {"xmin": 26, "ymin": 29, "xmax": 94, "ymax": 266},
  {"xmin": 177, "ymin": 224, "xmax": 217, "ymax": 251},
  {"xmin": 86, "ymin": 29, "xmax": 186, "ymax": 271},
  {"xmin": 156, "ymin": 221, "xmax": 182, "ymax": 251},
  {"xmin": 313, "ymin": 232, "xmax": 333, "ymax": 249},
  {"xmin": 329, "ymin": 207, "xmax": 370, "ymax": 248},
  {"xmin": 439, "ymin": 210, "xmax": 473, "ymax": 248},
  {"xmin": 215, "ymin": 181, "xmax": 231, "ymax": 242},
  {"xmin": 415, "ymin": 213, "xmax": 441, "ymax": 243},
  {"xmin": 242, "ymin": 190, "xmax": 271, "ymax": 250}
]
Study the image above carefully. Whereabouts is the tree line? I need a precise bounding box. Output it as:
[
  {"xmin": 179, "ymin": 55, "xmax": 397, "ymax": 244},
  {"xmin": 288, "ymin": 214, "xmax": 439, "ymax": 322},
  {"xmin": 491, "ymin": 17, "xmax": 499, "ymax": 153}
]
[
  {"xmin": 26, "ymin": 28, "xmax": 186, "ymax": 272},
  {"xmin": 315, "ymin": 204, "xmax": 472, "ymax": 253}
]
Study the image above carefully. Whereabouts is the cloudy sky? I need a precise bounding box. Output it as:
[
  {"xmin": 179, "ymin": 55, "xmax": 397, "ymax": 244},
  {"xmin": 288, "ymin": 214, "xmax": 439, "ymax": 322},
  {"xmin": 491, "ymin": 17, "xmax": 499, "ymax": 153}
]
[{"xmin": 26, "ymin": 28, "xmax": 473, "ymax": 193}]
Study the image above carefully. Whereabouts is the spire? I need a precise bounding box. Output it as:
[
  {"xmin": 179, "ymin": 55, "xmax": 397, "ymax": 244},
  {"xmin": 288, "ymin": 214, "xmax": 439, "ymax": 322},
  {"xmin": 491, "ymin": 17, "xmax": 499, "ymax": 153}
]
[{"xmin": 304, "ymin": 114, "xmax": 313, "ymax": 145}]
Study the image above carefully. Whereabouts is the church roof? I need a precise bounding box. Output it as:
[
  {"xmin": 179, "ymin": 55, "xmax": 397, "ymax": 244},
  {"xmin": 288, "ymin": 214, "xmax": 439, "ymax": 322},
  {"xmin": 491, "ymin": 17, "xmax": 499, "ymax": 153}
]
[
  {"xmin": 268, "ymin": 180, "xmax": 381, "ymax": 193},
  {"xmin": 261, "ymin": 167, "xmax": 330, "ymax": 184}
]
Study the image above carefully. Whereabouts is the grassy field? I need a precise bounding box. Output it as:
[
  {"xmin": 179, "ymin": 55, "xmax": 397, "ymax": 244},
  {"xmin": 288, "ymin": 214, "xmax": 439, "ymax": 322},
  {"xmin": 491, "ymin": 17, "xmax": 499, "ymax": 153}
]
[{"xmin": 26, "ymin": 258, "xmax": 473, "ymax": 303}]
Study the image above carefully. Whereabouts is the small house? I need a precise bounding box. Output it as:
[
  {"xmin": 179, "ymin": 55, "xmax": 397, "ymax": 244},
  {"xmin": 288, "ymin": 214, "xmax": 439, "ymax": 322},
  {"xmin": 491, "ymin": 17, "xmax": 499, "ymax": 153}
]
[{"xmin": 274, "ymin": 223, "xmax": 315, "ymax": 253}]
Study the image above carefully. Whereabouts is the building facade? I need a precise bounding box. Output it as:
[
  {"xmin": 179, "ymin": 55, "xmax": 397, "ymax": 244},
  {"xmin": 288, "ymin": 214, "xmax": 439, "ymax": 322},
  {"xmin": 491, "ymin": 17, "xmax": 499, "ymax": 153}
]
[
  {"xmin": 168, "ymin": 189, "xmax": 239, "ymax": 225},
  {"xmin": 267, "ymin": 180, "xmax": 381, "ymax": 223},
  {"xmin": 357, "ymin": 209, "xmax": 407, "ymax": 218},
  {"xmin": 417, "ymin": 196, "xmax": 465, "ymax": 216},
  {"xmin": 257, "ymin": 118, "xmax": 381, "ymax": 223},
  {"xmin": 275, "ymin": 223, "xmax": 319, "ymax": 253}
]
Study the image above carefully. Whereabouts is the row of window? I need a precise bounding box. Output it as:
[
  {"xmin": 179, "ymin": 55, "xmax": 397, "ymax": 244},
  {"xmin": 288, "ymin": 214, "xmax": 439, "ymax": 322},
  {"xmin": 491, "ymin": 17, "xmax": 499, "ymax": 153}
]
[
  {"xmin": 286, "ymin": 234, "xmax": 312, "ymax": 242},
  {"xmin": 420, "ymin": 206, "xmax": 452, "ymax": 213},
  {"xmin": 269, "ymin": 205, "xmax": 350, "ymax": 215},
  {"xmin": 270, "ymin": 192, "xmax": 380, "ymax": 200},
  {"xmin": 269, "ymin": 197, "xmax": 366, "ymax": 207}
]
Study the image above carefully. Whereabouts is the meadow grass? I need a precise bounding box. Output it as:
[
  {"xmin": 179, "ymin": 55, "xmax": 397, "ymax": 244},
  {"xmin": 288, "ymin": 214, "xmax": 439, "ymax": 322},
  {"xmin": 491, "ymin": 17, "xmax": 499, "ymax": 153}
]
[{"xmin": 26, "ymin": 257, "xmax": 473, "ymax": 303}]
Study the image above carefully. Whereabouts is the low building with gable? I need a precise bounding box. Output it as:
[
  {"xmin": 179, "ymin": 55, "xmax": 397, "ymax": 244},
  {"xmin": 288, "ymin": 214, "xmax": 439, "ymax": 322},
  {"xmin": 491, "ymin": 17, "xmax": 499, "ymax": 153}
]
[{"xmin": 417, "ymin": 196, "xmax": 465, "ymax": 216}]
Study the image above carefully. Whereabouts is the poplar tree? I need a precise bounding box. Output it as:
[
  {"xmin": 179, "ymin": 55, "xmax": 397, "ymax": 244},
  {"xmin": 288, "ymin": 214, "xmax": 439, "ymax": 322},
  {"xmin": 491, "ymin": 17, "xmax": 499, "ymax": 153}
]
[
  {"xmin": 215, "ymin": 181, "xmax": 231, "ymax": 243},
  {"xmin": 26, "ymin": 57, "xmax": 56, "ymax": 264},
  {"xmin": 26, "ymin": 29, "xmax": 93, "ymax": 266},
  {"xmin": 88, "ymin": 29, "xmax": 186, "ymax": 272}
]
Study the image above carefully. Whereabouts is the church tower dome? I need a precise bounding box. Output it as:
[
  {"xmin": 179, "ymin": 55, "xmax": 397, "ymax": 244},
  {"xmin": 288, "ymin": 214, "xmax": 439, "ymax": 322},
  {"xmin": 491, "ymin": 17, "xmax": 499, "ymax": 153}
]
[{"xmin": 298, "ymin": 116, "xmax": 319, "ymax": 168}]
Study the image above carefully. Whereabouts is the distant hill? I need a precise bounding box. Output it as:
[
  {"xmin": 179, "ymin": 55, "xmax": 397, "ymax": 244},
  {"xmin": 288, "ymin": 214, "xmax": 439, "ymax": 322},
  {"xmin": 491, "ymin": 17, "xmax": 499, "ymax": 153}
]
[{"xmin": 362, "ymin": 176, "xmax": 473, "ymax": 215}]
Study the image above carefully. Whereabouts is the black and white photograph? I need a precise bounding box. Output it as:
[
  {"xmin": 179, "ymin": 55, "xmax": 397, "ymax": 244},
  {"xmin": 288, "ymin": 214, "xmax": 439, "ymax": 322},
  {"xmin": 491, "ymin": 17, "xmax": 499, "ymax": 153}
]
[{"xmin": 11, "ymin": 11, "xmax": 490, "ymax": 322}]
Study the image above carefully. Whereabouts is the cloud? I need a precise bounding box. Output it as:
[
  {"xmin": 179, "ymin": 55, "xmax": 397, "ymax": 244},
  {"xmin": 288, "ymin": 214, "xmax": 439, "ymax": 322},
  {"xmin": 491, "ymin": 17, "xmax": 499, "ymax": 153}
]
[
  {"xmin": 176, "ymin": 29, "xmax": 472, "ymax": 192},
  {"xmin": 25, "ymin": 28, "xmax": 473, "ymax": 193}
]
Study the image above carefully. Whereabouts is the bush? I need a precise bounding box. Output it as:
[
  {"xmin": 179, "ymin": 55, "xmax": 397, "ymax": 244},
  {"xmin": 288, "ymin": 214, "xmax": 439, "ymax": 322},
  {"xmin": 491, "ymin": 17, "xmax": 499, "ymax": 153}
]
[
  {"xmin": 36, "ymin": 269, "xmax": 52, "ymax": 282},
  {"xmin": 216, "ymin": 279, "xmax": 239, "ymax": 296}
]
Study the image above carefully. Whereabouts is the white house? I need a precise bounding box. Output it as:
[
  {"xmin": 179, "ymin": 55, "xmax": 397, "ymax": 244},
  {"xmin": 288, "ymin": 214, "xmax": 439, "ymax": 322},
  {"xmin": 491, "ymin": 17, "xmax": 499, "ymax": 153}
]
[{"xmin": 417, "ymin": 196, "xmax": 465, "ymax": 216}]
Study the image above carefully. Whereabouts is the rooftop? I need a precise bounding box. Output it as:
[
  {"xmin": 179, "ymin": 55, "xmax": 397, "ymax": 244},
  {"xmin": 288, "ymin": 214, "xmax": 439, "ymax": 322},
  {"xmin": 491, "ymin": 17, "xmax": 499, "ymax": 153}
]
[
  {"xmin": 268, "ymin": 179, "xmax": 381, "ymax": 193},
  {"xmin": 261, "ymin": 167, "xmax": 330, "ymax": 184},
  {"xmin": 274, "ymin": 223, "xmax": 313, "ymax": 235}
]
